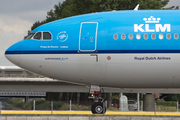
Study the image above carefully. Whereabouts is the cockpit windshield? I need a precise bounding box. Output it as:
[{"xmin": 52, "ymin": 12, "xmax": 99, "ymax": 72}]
[
  {"xmin": 24, "ymin": 33, "xmax": 35, "ymax": 40},
  {"xmin": 24, "ymin": 31, "xmax": 52, "ymax": 40}
]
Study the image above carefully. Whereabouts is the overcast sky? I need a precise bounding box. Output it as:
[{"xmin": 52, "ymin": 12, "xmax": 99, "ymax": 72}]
[{"xmin": 0, "ymin": 0, "xmax": 179, "ymax": 66}]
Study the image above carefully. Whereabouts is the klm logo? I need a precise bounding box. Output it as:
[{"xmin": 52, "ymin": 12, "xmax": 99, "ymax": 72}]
[{"xmin": 134, "ymin": 16, "xmax": 171, "ymax": 32}]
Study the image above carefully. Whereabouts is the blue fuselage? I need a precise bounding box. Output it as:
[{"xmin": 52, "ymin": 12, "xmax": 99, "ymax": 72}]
[{"xmin": 5, "ymin": 10, "xmax": 180, "ymax": 54}]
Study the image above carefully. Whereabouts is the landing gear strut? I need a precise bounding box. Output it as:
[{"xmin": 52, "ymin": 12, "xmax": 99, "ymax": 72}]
[{"xmin": 88, "ymin": 85, "xmax": 106, "ymax": 114}]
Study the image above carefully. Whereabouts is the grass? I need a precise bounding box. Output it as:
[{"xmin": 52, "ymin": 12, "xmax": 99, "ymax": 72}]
[
  {"xmin": 107, "ymin": 107, "xmax": 119, "ymax": 111},
  {"xmin": 60, "ymin": 103, "xmax": 90, "ymax": 110},
  {"xmin": 5, "ymin": 98, "xmax": 25, "ymax": 110},
  {"xmin": 156, "ymin": 101, "xmax": 177, "ymax": 106},
  {"xmin": 156, "ymin": 105, "xmax": 177, "ymax": 112},
  {"xmin": 108, "ymin": 106, "xmax": 178, "ymax": 112}
]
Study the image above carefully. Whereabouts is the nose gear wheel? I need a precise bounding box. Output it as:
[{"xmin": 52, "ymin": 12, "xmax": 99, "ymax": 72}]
[{"xmin": 91, "ymin": 102, "xmax": 106, "ymax": 114}]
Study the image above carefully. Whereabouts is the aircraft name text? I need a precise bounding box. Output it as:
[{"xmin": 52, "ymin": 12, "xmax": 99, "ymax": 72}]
[
  {"xmin": 45, "ymin": 58, "xmax": 68, "ymax": 61},
  {"xmin": 40, "ymin": 46, "xmax": 68, "ymax": 49},
  {"xmin": 134, "ymin": 56, "xmax": 171, "ymax": 61},
  {"xmin": 134, "ymin": 24, "xmax": 171, "ymax": 32},
  {"xmin": 134, "ymin": 16, "xmax": 171, "ymax": 32}
]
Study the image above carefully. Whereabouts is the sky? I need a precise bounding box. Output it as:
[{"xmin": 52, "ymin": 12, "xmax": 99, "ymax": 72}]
[{"xmin": 0, "ymin": 0, "xmax": 179, "ymax": 66}]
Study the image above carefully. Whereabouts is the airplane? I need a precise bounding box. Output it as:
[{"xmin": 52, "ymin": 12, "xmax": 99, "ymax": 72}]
[{"xmin": 4, "ymin": 7, "xmax": 180, "ymax": 113}]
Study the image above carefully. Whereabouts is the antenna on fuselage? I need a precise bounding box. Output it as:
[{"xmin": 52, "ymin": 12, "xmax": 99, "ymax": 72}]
[{"xmin": 134, "ymin": 4, "xmax": 139, "ymax": 11}]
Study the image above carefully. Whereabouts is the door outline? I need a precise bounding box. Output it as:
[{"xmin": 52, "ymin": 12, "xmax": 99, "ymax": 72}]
[{"xmin": 79, "ymin": 22, "xmax": 98, "ymax": 51}]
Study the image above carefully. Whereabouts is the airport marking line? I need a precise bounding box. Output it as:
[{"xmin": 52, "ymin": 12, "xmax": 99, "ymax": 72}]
[{"xmin": 2, "ymin": 111, "xmax": 180, "ymax": 116}]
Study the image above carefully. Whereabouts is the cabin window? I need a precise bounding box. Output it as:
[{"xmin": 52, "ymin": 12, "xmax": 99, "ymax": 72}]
[
  {"xmin": 121, "ymin": 34, "xmax": 126, "ymax": 40},
  {"xmin": 151, "ymin": 34, "xmax": 156, "ymax": 40},
  {"xmin": 43, "ymin": 32, "xmax": 52, "ymax": 40},
  {"xmin": 34, "ymin": 32, "xmax": 42, "ymax": 40},
  {"xmin": 113, "ymin": 34, "xmax": 118, "ymax": 40},
  {"xmin": 159, "ymin": 34, "xmax": 163, "ymax": 40},
  {"xmin": 174, "ymin": 34, "xmax": 179, "ymax": 39},
  {"xmin": 166, "ymin": 34, "xmax": 171, "ymax": 40},
  {"xmin": 129, "ymin": 34, "xmax": 133, "ymax": 40},
  {"xmin": 144, "ymin": 34, "xmax": 148, "ymax": 40},
  {"xmin": 136, "ymin": 34, "xmax": 141, "ymax": 40}
]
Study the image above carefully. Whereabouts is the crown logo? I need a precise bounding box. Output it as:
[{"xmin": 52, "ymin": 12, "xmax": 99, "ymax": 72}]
[{"xmin": 143, "ymin": 16, "xmax": 161, "ymax": 23}]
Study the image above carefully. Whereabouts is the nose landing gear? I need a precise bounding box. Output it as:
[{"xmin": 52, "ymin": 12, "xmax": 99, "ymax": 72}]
[{"xmin": 88, "ymin": 85, "xmax": 106, "ymax": 114}]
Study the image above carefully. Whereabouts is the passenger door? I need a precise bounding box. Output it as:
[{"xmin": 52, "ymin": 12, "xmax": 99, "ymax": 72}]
[{"xmin": 79, "ymin": 22, "xmax": 98, "ymax": 51}]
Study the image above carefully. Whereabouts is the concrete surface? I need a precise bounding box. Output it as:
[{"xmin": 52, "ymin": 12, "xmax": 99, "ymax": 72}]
[{"xmin": 0, "ymin": 116, "xmax": 180, "ymax": 120}]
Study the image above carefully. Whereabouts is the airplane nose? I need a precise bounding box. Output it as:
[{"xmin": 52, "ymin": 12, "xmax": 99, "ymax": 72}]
[{"xmin": 5, "ymin": 42, "xmax": 20, "ymax": 66}]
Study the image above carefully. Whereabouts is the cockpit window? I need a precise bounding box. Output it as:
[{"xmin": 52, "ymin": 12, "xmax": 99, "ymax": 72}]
[
  {"xmin": 43, "ymin": 32, "xmax": 52, "ymax": 40},
  {"xmin": 24, "ymin": 33, "xmax": 35, "ymax": 40},
  {"xmin": 27, "ymin": 31, "xmax": 52, "ymax": 40},
  {"xmin": 34, "ymin": 32, "xmax": 42, "ymax": 40}
]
